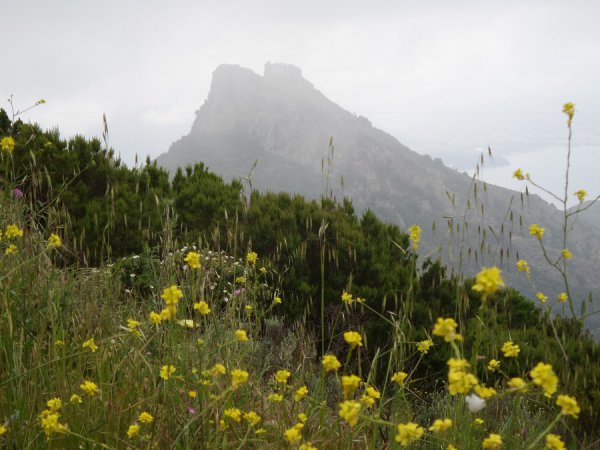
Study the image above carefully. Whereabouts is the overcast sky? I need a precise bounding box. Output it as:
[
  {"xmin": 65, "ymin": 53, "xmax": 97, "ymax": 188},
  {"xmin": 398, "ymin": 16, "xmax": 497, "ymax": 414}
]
[{"xmin": 2, "ymin": 0, "xmax": 599, "ymax": 207}]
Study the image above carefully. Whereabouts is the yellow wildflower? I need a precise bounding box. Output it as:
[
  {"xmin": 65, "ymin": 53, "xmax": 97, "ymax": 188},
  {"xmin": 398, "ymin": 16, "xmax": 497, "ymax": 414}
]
[
  {"xmin": 139, "ymin": 412, "xmax": 153, "ymax": 424},
  {"xmin": 341, "ymin": 375, "xmax": 361, "ymax": 399},
  {"xmin": 322, "ymin": 354, "xmax": 341, "ymax": 372},
  {"xmin": 341, "ymin": 290, "xmax": 353, "ymax": 305},
  {"xmin": 47, "ymin": 398, "xmax": 62, "ymax": 412},
  {"xmin": 343, "ymin": 331, "xmax": 363, "ymax": 349},
  {"xmin": 231, "ymin": 369, "xmax": 249, "ymax": 390},
  {"xmin": 530, "ymin": 362, "xmax": 559, "ymax": 397},
  {"xmin": 409, "ymin": 224, "xmax": 422, "ymax": 251},
  {"xmin": 474, "ymin": 418, "xmax": 485, "ymax": 426},
  {"xmin": 80, "ymin": 380, "xmax": 98, "ymax": 396},
  {"xmin": 69, "ymin": 394, "xmax": 82, "ymax": 404},
  {"xmin": 235, "ymin": 276, "xmax": 247, "ymax": 284},
  {"xmin": 299, "ymin": 444, "xmax": 317, "ymax": 450},
  {"xmin": 149, "ymin": 311, "xmax": 162, "ymax": 325},
  {"xmin": 472, "ymin": 266, "xmax": 504, "ymax": 301},
  {"xmin": 483, "ymin": 433, "xmax": 503, "ymax": 448},
  {"xmin": 294, "ymin": 385, "xmax": 309, "ymax": 402},
  {"xmin": 246, "ymin": 251, "xmax": 258, "ymax": 265},
  {"xmin": 194, "ymin": 300, "xmax": 211, "ymax": 315},
  {"xmin": 433, "ymin": 317, "xmax": 462, "ymax": 342},
  {"xmin": 556, "ymin": 395, "xmax": 580, "ymax": 418},
  {"xmin": 40, "ymin": 412, "xmax": 68, "ymax": 437},
  {"xmin": 391, "ymin": 371, "xmax": 408, "ymax": 385},
  {"xmin": 0, "ymin": 425, "xmax": 6, "ymax": 436},
  {"xmin": 417, "ymin": 339, "xmax": 434, "ymax": 353},
  {"xmin": 244, "ymin": 411, "xmax": 261, "ymax": 426},
  {"xmin": 5, "ymin": 225, "xmax": 23, "ymax": 239},
  {"xmin": 513, "ymin": 168, "xmax": 525, "ymax": 180},
  {"xmin": 1, "ymin": 136, "xmax": 15, "ymax": 153},
  {"xmin": 474, "ymin": 384, "xmax": 497, "ymax": 399},
  {"xmin": 161, "ymin": 285, "xmax": 183, "ymax": 306},
  {"xmin": 563, "ymin": 102, "xmax": 575, "ymax": 125},
  {"xmin": 127, "ymin": 424, "xmax": 140, "ymax": 438},
  {"xmin": 395, "ymin": 422, "xmax": 424, "ymax": 446},
  {"xmin": 275, "ymin": 369, "xmax": 291, "ymax": 384},
  {"xmin": 82, "ymin": 338, "xmax": 98, "ymax": 353},
  {"xmin": 529, "ymin": 224, "xmax": 545, "ymax": 239},
  {"xmin": 487, "ymin": 359, "xmax": 500, "ymax": 372},
  {"xmin": 546, "ymin": 434, "xmax": 566, "ymax": 450},
  {"xmin": 536, "ymin": 292, "xmax": 548, "ymax": 303},
  {"xmin": 235, "ymin": 329, "xmax": 249, "ymax": 342},
  {"xmin": 127, "ymin": 319, "xmax": 141, "ymax": 336},
  {"xmin": 561, "ymin": 249, "xmax": 572, "ymax": 259},
  {"xmin": 160, "ymin": 365, "xmax": 176, "ymax": 380},
  {"xmin": 5, "ymin": 244, "xmax": 17, "ymax": 255},
  {"xmin": 558, "ymin": 293, "xmax": 567, "ymax": 302},
  {"xmin": 160, "ymin": 307, "xmax": 176, "ymax": 321},
  {"xmin": 224, "ymin": 408, "xmax": 242, "ymax": 422},
  {"xmin": 184, "ymin": 251, "xmax": 201, "ymax": 269},
  {"xmin": 48, "ymin": 233, "xmax": 61, "ymax": 248},
  {"xmin": 298, "ymin": 413, "xmax": 308, "ymax": 423},
  {"xmin": 211, "ymin": 363, "xmax": 227, "ymax": 377},
  {"xmin": 338, "ymin": 400, "xmax": 361, "ymax": 427},
  {"xmin": 274, "ymin": 296, "xmax": 282, "ymax": 304},
  {"xmin": 188, "ymin": 390, "xmax": 197, "ymax": 398},
  {"xmin": 501, "ymin": 341, "xmax": 520, "ymax": 358},
  {"xmin": 574, "ymin": 189, "xmax": 587, "ymax": 203},
  {"xmin": 507, "ymin": 377, "xmax": 528, "ymax": 393},
  {"xmin": 284, "ymin": 423, "xmax": 304, "ymax": 445},
  {"xmin": 516, "ymin": 259, "xmax": 530, "ymax": 274},
  {"xmin": 268, "ymin": 393, "xmax": 283, "ymax": 402},
  {"xmin": 447, "ymin": 358, "xmax": 478, "ymax": 395},
  {"xmin": 429, "ymin": 418, "xmax": 452, "ymax": 433}
]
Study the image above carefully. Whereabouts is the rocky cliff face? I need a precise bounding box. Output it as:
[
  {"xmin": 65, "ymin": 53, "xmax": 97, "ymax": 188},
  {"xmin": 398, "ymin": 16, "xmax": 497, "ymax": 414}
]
[{"xmin": 157, "ymin": 63, "xmax": 599, "ymax": 336}]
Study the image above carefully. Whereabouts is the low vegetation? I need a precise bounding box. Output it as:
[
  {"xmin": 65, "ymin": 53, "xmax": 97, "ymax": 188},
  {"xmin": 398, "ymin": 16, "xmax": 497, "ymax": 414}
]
[{"xmin": 0, "ymin": 103, "xmax": 598, "ymax": 448}]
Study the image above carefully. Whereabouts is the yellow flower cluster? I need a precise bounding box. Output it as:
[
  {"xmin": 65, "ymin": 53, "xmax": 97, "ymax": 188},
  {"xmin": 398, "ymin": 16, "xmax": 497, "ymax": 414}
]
[
  {"xmin": 433, "ymin": 318, "xmax": 462, "ymax": 342},
  {"xmin": 447, "ymin": 358, "xmax": 478, "ymax": 395},
  {"xmin": 512, "ymin": 168, "xmax": 525, "ymax": 180},
  {"xmin": 231, "ymin": 369, "xmax": 249, "ymax": 390},
  {"xmin": 529, "ymin": 224, "xmax": 545, "ymax": 240},
  {"xmin": 417, "ymin": 339, "xmax": 434, "ymax": 353},
  {"xmin": 275, "ymin": 369, "xmax": 291, "ymax": 384},
  {"xmin": 322, "ymin": 355, "xmax": 341, "ymax": 372},
  {"xmin": 516, "ymin": 259, "xmax": 530, "ymax": 274},
  {"xmin": 246, "ymin": 251, "xmax": 258, "ymax": 265},
  {"xmin": 343, "ymin": 330, "xmax": 363, "ymax": 348},
  {"xmin": 530, "ymin": 362, "xmax": 558, "ymax": 397},
  {"xmin": 556, "ymin": 395, "xmax": 580, "ymax": 418},
  {"xmin": 341, "ymin": 374, "xmax": 361, "ymax": 399},
  {"xmin": 338, "ymin": 400, "xmax": 361, "ymax": 427},
  {"xmin": 574, "ymin": 189, "xmax": 587, "ymax": 203},
  {"xmin": 395, "ymin": 422, "xmax": 424, "ymax": 446},
  {"xmin": 1, "ymin": 136, "xmax": 15, "ymax": 153},
  {"xmin": 482, "ymin": 433, "xmax": 503, "ymax": 448},
  {"xmin": 184, "ymin": 251, "xmax": 201, "ymax": 269},
  {"xmin": 408, "ymin": 224, "xmax": 422, "ymax": 252},
  {"xmin": 428, "ymin": 418, "xmax": 452, "ymax": 433},
  {"xmin": 391, "ymin": 371, "xmax": 408, "ymax": 385},
  {"xmin": 487, "ymin": 359, "xmax": 500, "ymax": 372},
  {"xmin": 546, "ymin": 434, "xmax": 566, "ymax": 450},
  {"xmin": 501, "ymin": 341, "xmax": 520, "ymax": 358},
  {"xmin": 472, "ymin": 266, "xmax": 504, "ymax": 301}
]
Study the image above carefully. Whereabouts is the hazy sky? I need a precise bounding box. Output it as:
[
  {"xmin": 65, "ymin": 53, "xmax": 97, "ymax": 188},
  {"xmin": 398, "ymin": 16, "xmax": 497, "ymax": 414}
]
[{"xmin": 2, "ymin": 0, "xmax": 599, "ymax": 207}]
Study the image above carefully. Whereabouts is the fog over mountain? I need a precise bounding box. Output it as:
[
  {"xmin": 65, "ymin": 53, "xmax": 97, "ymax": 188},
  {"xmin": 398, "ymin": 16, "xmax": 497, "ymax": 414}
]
[{"xmin": 157, "ymin": 63, "xmax": 600, "ymax": 335}]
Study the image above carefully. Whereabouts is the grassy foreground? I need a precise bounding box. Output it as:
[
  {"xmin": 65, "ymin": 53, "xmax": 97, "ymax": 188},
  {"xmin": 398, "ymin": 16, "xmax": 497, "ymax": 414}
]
[{"xmin": 0, "ymin": 192, "xmax": 592, "ymax": 450}]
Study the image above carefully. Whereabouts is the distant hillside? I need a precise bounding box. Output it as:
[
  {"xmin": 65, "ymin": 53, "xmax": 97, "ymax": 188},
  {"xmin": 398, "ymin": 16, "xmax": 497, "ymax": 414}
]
[{"xmin": 157, "ymin": 63, "xmax": 600, "ymax": 335}]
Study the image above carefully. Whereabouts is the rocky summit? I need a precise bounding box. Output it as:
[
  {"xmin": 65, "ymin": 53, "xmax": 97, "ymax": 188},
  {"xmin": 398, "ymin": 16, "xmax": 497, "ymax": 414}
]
[{"xmin": 157, "ymin": 62, "xmax": 600, "ymax": 336}]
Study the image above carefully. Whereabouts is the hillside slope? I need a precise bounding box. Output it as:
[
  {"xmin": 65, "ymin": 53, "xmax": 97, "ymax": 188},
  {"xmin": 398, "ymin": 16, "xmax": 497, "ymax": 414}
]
[{"xmin": 157, "ymin": 63, "xmax": 600, "ymax": 335}]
